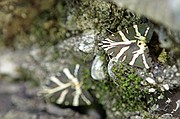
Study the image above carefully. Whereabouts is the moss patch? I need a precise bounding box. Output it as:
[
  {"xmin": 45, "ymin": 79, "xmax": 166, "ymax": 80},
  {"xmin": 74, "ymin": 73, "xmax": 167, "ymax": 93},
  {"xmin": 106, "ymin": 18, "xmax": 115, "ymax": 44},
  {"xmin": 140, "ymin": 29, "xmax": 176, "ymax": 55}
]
[
  {"xmin": 110, "ymin": 63, "xmax": 148, "ymax": 111},
  {"xmin": 82, "ymin": 62, "xmax": 149, "ymax": 112}
]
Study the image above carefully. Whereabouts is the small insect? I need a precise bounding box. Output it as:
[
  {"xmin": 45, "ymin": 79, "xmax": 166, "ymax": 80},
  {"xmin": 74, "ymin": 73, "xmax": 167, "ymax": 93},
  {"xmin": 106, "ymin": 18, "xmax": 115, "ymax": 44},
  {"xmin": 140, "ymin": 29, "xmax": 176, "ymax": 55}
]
[
  {"xmin": 99, "ymin": 24, "xmax": 153, "ymax": 69},
  {"xmin": 41, "ymin": 64, "xmax": 93, "ymax": 106}
]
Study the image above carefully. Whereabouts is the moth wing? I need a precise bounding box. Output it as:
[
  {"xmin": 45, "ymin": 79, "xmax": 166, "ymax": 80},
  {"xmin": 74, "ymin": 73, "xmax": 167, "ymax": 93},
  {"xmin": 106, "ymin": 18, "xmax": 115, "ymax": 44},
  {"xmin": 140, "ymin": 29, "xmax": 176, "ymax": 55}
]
[
  {"xmin": 43, "ymin": 65, "xmax": 94, "ymax": 106},
  {"xmin": 107, "ymin": 43, "xmax": 131, "ymax": 58},
  {"xmin": 108, "ymin": 32, "xmax": 125, "ymax": 42},
  {"xmin": 55, "ymin": 86, "xmax": 73, "ymax": 106},
  {"xmin": 117, "ymin": 42, "xmax": 139, "ymax": 62},
  {"xmin": 49, "ymin": 83, "xmax": 93, "ymax": 106},
  {"xmin": 43, "ymin": 73, "xmax": 71, "ymax": 104},
  {"xmin": 134, "ymin": 24, "xmax": 153, "ymax": 42},
  {"xmin": 131, "ymin": 48, "xmax": 152, "ymax": 69},
  {"xmin": 121, "ymin": 43, "xmax": 152, "ymax": 69},
  {"xmin": 79, "ymin": 90, "xmax": 94, "ymax": 105},
  {"xmin": 59, "ymin": 86, "xmax": 93, "ymax": 106},
  {"xmin": 121, "ymin": 24, "xmax": 153, "ymax": 41},
  {"xmin": 100, "ymin": 36, "xmax": 132, "ymax": 58},
  {"xmin": 56, "ymin": 88, "xmax": 93, "ymax": 106}
]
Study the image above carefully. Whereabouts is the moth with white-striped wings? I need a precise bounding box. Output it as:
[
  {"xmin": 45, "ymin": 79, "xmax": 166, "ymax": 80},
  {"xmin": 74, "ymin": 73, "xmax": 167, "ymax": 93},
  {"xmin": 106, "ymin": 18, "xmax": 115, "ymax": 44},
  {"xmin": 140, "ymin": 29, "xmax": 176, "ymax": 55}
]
[
  {"xmin": 99, "ymin": 24, "xmax": 153, "ymax": 69},
  {"xmin": 41, "ymin": 64, "xmax": 93, "ymax": 106}
]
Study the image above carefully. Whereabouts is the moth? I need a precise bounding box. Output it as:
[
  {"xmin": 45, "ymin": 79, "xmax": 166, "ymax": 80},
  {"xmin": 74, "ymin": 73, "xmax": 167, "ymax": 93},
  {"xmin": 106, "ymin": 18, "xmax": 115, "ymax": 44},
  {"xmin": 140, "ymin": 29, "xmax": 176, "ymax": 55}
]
[
  {"xmin": 99, "ymin": 24, "xmax": 153, "ymax": 69},
  {"xmin": 41, "ymin": 64, "xmax": 93, "ymax": 106}
]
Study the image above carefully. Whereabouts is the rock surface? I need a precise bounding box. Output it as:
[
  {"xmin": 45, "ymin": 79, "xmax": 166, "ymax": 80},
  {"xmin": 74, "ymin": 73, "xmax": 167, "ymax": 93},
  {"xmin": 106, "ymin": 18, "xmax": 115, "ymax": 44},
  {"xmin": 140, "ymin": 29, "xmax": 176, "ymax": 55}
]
[{"xmin": 0, "ymin": 79, "xmax": 93, "ymax": 119}]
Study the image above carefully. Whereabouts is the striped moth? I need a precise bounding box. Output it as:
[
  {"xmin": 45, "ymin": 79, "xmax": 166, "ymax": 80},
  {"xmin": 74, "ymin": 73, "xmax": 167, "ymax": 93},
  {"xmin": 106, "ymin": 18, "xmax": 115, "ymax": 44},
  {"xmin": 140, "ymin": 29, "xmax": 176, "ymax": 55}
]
[
  {"xmin": 42, "ymin": 64, "xmax": 93, "ymax": 106},
  {"xmin": 99, "ymin": 24, "xmax": 153, "ymax": 69}
]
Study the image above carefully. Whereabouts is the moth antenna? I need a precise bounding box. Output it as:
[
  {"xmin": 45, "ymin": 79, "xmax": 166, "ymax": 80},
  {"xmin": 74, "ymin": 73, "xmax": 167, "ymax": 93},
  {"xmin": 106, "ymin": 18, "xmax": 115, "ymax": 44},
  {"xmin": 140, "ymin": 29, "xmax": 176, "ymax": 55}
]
[{"xmin": 106, "ymin": 29, "xmax": 114, "ymax": 34}]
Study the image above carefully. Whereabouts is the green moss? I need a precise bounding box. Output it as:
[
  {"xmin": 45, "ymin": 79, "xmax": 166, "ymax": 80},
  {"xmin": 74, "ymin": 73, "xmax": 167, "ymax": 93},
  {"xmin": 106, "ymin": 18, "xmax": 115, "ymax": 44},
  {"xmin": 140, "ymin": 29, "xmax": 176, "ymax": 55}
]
[
  {"xmin": 110, "ymin": 63, "xmax": 148, "ymax": 111},
  {"xmin": 73, "ymin": 59, "xmax": 162, "ymax": 119},
  {"xmin": 30, "ymin": 2, "xmax": 69, "ymax": 47},
  {"xmin": 81, "ymin": 51, "xmax": 153, "ymax": 116},
  {"xmin": 67, "ymin": 0, "xmax": 141, "ymax": 37},
  {"xmin": 0, "ymin": 0, "xmax": 55, "ymax": 48},
  {"xmin": 158, "ymin": 49, "xmax": 167, "ymax": 64},
  {"xmin": 82, "ymin": 62, "xmax": 151, "ymax": 111},
  {"xmin": 81, "ymin": 66, "xmax": 94, "ymax": 90}
]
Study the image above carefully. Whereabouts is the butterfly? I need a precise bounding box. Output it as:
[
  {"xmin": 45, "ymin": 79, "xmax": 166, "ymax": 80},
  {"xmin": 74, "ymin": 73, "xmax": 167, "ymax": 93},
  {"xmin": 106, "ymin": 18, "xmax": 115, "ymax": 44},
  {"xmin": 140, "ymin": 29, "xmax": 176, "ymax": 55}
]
[
  {"xmin": 41, "ymin": 64, "xmax": 94, "ymax": 106},
  {"xmin": 99, "ymin": 24, "xmax": 153, "ymax": 69}
]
